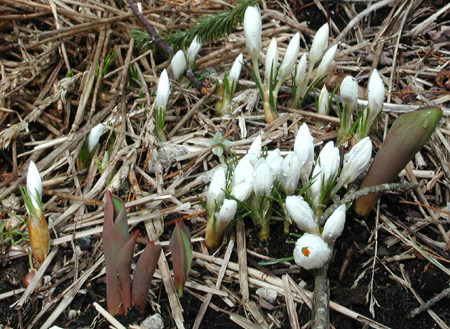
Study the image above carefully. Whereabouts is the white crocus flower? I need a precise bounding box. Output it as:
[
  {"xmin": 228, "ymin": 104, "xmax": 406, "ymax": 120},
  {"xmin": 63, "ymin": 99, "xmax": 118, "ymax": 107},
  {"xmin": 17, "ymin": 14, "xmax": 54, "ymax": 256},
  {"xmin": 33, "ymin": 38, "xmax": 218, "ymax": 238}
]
[
  {"xmin": 322, "ymin": 204, "xmax": 346, "ymax": 243},
  {"xmin": 285, "ymin": 195, "xmax": 318, "ymax": 234},
  {"xmin": 187, "ymin": 36, "xmax": 201, "ymax": 69},
  {"xmin": 295, "ymin": 54, "xmax": 307, "ymax": 88},
  {"xmin": 317, "ymin": 85, "xmax": 329, "ymax": 117},
  {"xmin": 294, "ymin": 233, "xmax": 331, "ymax": 270},
  {"xmin": 228, "ymin": 53, "xmax": 243, "ymax": 85},
  {"xmin": 332, "ymin": 137, "xmax": 372, "ymax": 195},
  {"xmin": 318, "ymin": 141, "xmax": 340, "ymax": 187},
  {"xmin": 367, "ymin": 69, "xmax": 385, "ymax": 128},
  {"xmin": 281, "ymin": 153, "xmax": 301, "ymax": 195},
  {"xmin": 244, "ymin": 6, "xmax": 262, "ymax": 64},
  {"xmin": 309, "ymin": 164, "xmax": 323, "ymax": 209},
  {"xmin": 266, "ymin": 148, "xmax": 283, "ymax": 178},
  {"xmin": 265, "ymin": 38, "xmax": 278, "ymax": 82},
  {"xmin": 216, "ymin": 199, "xmax": 237, "ymax": 231},
  {"xmin": 233, "ymin": 154, "xmax": 254, "ymax": 186},
  {"xmin": 206, "ymin": 167, "xmax": 226, "ymax": 216},
  {"xmin": 309, "ymin": 24, "xmax": 329, "ymax": 68},
  {"xmin": 231, "ymin": 181, "xmax": 253, "ymax": 202},
  {"xmin": 340, "ymin": 76, "xmax": 358, "ymax": 113},
  {"xmin": 27, "ymin": 161, "xmax": 42, "ymax": 210},
  {"xmin": 155, "ymin": 69, "xmax": 170, "ymax": 109},
  {"xmin": 252, "ymin": 160, "xmax": 274, "ymax": 197},
  {"xmin": 88, "ymin": 123, "xmax": 104, "ymax": 152},
  {"xmin": 315, "ymin": 44, "xmax": 337, "ymax": 80},
  {"xmin": 294, "ymin": 123, "xmax": 315, "ymax": 182},
  {"xmin": 171, "ymin": 50, "xmax": 187, "ymax": 80},
  {"xmin": 278, "ymin": 32, "xmax": 300, "ymax": 82}
]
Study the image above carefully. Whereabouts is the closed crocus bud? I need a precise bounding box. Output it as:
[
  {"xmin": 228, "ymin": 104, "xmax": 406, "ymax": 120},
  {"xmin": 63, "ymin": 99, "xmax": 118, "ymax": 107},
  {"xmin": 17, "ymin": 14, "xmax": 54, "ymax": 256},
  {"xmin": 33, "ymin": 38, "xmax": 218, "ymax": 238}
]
[
  {"xmin": 295, "ymin": 54, "xmax": 307, "ymax": 87},
  {"xmin": 217, "ymin": 199, "xmax": 237, "ymax": 230},
  {"xmin": 316, "ymin": 44, "xmax": 337, "ymax": 80},
  {"xmin": 318, "ymin": 141, "xmax": 340, "ymax": 187},
  {"xmin": 187, "ymin": 36, "xmax": 201, "ymax": 69},
  {"xmin": 233, "ymin": 155, "xmax": 254, "ymax": 186},
  {"xmin": 309, "ymin": 24, "xmax": 329, "ymax": 67},
  {"xmin": 285, "ymin": 195, "xmax": 318, "ymax": 234},
  {"xmin": 294, "ymin": 233, "xmax": 331, "ymax": 270},
  {"xmin": 317, "ymin": 85, "xmax": 329, "ymax": 116},
  {"xmin": 244, "ymin": 6, "xmax": 262, "ymax": 63},
  {"xmin": 155, "ymin": 69, "xmax": 170, "ymax": 109},
  {"xmin": 171, "ymin": 50, "xmax": 187, "ymax": 80},
  {"xmin": 252, "ymin": 160, "xmax": 274, "ymax": 197},
  {"xmin": 281, "ymin": 153, "xmax": 301, "ymax": 195},
  {"xmin": 27, "ymin": 161, "xmax": 42, "ymax": 210},
  {"xmin": 88, "ymin": 123, "xmax": 104, "ymax": 153},
  {"xmin": 278, "ymin": 32, "xmax": 300, "ymax": 82},
  {"xmin": 229, "ymin": 53, "xmax": 243, "ymax": 84},
  {"xmin": 340, "ymin": 76, "xmax": 358, "ymax": 112},
  {"xmin": 294, "ymin": 123, "xmax": 315, "ymax": 181},
  {"xmin": 332, "ymin": 137, "xmax": 372, "ymax": 195},
  {"xmin": 309, "ymin": 164, "xmax": 323, "ymax": 209},
  {"xmin": 265, "ymin": 38, "xmax": 278, "ymax": 82},
  {"xmin": 231, "ymin": 181, "xmax": 253, "ymax": 202},
  {"xmin": 206, "ymin": 167, "xmax": 226, "ymax": 215},
  {"xmin": 367, "ymin": 69, "xmax": 385, "ymax": 125},
  {"xmin": 322, "ymin": 204, "xmax": 346, "ymax": 243}
]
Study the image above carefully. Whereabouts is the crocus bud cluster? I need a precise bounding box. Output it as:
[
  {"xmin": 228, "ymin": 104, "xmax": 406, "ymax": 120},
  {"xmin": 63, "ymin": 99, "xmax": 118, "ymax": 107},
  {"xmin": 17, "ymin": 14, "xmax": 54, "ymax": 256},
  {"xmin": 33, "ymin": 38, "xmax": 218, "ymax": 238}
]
[
  {"xmin": 292, "ymin": 23, "xmax": 337, "ymax": 109},
  {"xmin": 243, "ymin": 6, "xmax": 300, "ymax": 123},
  {"xmin": 291, "ymin": 204, "xmax": 346, "ymax": 270},
  {"xmin": 215, "ymin": 53, "xmax": 244, "ymax": 116}
]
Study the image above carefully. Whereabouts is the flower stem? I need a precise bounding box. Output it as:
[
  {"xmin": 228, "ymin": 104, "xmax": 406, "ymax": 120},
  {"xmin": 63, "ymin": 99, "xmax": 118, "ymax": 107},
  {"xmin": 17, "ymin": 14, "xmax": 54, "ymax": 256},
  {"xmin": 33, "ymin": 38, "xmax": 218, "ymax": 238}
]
[{"xmin": 312, "ymin": 260, "xmax": 330, "ymax": 329}]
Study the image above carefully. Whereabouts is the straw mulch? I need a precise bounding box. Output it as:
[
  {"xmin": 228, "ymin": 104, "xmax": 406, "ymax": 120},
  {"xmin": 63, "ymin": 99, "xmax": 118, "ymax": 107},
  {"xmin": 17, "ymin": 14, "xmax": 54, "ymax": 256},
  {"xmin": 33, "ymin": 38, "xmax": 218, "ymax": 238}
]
[{"xmin": 0, "ymin": 0, "xmax": 450, "ymax": 328}]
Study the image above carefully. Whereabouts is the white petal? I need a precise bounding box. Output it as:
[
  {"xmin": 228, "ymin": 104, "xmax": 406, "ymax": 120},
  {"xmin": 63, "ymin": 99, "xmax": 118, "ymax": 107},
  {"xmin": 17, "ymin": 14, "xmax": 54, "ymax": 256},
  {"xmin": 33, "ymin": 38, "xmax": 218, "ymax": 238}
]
[
  {"xmin": 229, "ymin": 53, "xmax": 243, "ymax": 83},
  {"xmin": 285, "ymin": 195, "xmax": 317, "ymax": 233},
  {"xmin": 27, "ymin": 161, "xmax": 42, "ymax": 210},
  {"xmin": 281, "ymin": 153, "xmax": 301, "ymax": 195},
  {"xmin": 278, "ymin": 32, "xmax": 300, "ymax": 82},
  {"xmin": 248, "ymin": 135, "xmax": 262, "ymax": 158},
  {"xmin": 309, "ymin": 24, "xmax": 329, "ymax": 66},
  {"xmin": 252, "ymin": 160, "xmax": 274, "ymax": 197},
  {"xmin": 217, "ymin": 199, "xmax": 237, "ymax": 226},
  {"xmin": 206, "ymin": 167, "xmax": 226, "ymax": 215},
  {"xmin": 88, "ymin": 123, "xmax": 104, "ymax": 152},
  {"xmin": 293, "ymin": 233, "xmax": 331, "ymax": 270},
  {"xmin": 294, "ymin": 123, "xmax": 314, "ymax": 180},
  {"xmin": 171, "ymin": 50, "xmax": 187, "ymax": 80},
  {"xmin": 244, "ymin": 6, "xmax": 262, "ymax": 62},
  {"xmin": 322, "ymin": 204, "xmax": 346, "ymax": 243},
  {"xmin": 187, "ymin": 35, "xmax": 201, "ymax": 68},
  {"xmin": 155, "ymin": 69, "xmax": 170, "ymax": 109},
  {"xmin": 367, "ymin": 69, "xmax": 385, "ymax": 125},
  {"xmin": 295, "ymin": 54, "xmax": 307, "ymax": 86},
  {"xmin": 340, "ymin": 76, "xmax": 358, "ymax": 112},
  {"xmin": 265, "ymin": 38, "xmax": 278, "ymax": 82},
  {"xmin": 316, "ymin": 44, "xmax": 337, "ymax": 79},
  {"xmin": 231, "ymin": 181, "xmax": 253, "ymax": 202},
  {"xmin": 317, "ymin": 85, "xmax": 329, "ymax": 116}
]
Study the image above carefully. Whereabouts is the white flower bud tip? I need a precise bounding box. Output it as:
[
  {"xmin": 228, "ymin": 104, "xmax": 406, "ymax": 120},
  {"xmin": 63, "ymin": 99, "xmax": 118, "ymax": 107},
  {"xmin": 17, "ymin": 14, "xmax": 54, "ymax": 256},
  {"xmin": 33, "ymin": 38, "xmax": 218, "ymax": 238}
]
[
  {"xmin": 244, "ymin": 6, "xmax": 262, "ymax": 62},
  {"xmin": 88, "ymin": 123, "xmax": 104, "ymax": 152},
  {"xmin": 155, "ymin": 69, "xmax": 170, "ymax": 109},
  {"xmin": 322, "ymin": 204, "xmax": 346, "ymax": 243},
  {"xmin": 229, "ymin": 53, "xmax": 243, "ymax": 83},
  {"xmin": 27, "ymin": 160, "xmax": 42, "ymax": 210},
  {"xmin": 265, "ymin": 38, "xmax": 278, "ymax": 82},
  {"xmin": 281, "ymin": 153, "xmax": 301, "ymax": 196},
  {"xmin": 316, "ymin": 44, "xmax": 337, "ymax": 79},
  {"xmin": 206, "ymin": 167, "xmax": 226, "ymax": 215},
  {"xmin": 340, "ymin": 76, "xmax": 358, "ymax": 112},
  {"xmin": 278, "ymin": 32, "xmax": 300, "ymax": 82},
  {"xmin": 368, "ymin": 69, "xmax": 385, "ymax": 118},
  {"xmin": 171, "ymin": 50, "xmax": 187, "ymax": 80},
  {"xmin": 252, "ymin": 160, "xmax": 274, "ymax": 197},
  {"xmin": 217, "ymin": 199, "xmax": 237, "ymax": 226},
  {"xmin": 309, "ymin": 24, "xmax": 329, "ymax": 66},
  {"xmin": 294, "ymin": 233, "xmax": 331, "ymax": 270},
  {"xmin": 231, "ymin": 181, "xmax": 253, "ymax": 202},
  {"xmin": 187, "ymin": 35, "xmax": 201, "ymax": 67}
]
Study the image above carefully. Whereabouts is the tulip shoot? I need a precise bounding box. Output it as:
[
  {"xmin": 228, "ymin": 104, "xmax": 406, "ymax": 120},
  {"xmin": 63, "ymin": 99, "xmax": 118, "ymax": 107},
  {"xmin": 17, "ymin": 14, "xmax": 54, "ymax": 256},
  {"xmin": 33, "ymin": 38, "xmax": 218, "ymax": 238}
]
[
  {"xmin": 354, "ymin": 106, "xmax": 442, "ymax": 216},
  {"xmin": 169, "ymin": 220, "xmax": 193, "ymax": 296}
]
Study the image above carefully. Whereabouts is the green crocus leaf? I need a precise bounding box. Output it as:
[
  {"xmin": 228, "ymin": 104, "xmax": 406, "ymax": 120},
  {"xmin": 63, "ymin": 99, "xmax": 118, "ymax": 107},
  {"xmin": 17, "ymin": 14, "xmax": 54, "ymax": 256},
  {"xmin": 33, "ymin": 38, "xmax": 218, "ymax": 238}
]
[{"xmin": 169, "ymin": 220, "xmax": 192, "ymax": 297}]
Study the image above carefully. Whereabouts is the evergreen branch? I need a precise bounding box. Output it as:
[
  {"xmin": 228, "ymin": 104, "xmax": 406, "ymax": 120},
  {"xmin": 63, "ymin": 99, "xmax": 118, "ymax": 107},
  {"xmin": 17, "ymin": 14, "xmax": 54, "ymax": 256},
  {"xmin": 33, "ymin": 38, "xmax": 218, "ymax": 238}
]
[{"xmin": 165, "ymin": 0, "xmax": 259, "ymax": 50}]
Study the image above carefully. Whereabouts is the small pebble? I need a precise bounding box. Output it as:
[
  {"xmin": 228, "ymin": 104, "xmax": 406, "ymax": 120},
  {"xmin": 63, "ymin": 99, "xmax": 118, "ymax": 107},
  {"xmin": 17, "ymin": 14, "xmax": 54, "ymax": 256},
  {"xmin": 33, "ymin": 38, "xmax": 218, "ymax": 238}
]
[
  {"xmin": 256, "ymin": 287, "xmax": 278, "ymax": 304},
  {"xmin": 140, "ymin": 313, "xmax": 164, "ymax": 329}
]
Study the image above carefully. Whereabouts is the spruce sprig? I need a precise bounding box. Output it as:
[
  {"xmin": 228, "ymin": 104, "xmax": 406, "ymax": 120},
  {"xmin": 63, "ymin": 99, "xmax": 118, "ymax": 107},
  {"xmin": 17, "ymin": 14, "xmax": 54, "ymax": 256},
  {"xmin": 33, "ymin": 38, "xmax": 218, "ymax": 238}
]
[{"xmin": 165, "ymin": 0, "xmax": 259, "ymax": 50}]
